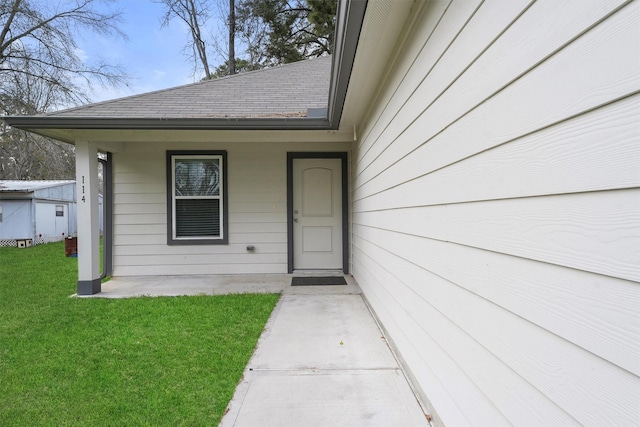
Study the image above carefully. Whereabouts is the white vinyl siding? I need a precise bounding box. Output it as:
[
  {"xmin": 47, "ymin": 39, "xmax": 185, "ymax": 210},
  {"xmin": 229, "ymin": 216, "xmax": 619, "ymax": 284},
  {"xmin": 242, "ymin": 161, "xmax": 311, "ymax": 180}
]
[
  {"xmin": 0, "ymin": 201, "xmax": 32, "ymax": 238},
  {"xmin": 351, "ymin": 0, "xmax": 640, "ymax": 426},
  {"xmin": 111, "ymin": 140, "xmax": 350, "ymax": 276}
]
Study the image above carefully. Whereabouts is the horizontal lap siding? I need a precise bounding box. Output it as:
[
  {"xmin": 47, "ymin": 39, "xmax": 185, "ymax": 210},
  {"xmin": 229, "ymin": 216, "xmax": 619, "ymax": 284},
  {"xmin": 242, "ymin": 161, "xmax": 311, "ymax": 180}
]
[
  {"xmin": 112, "ymin": 140, "xmax": 349, "ymax": 276},
  {"xmin": 352, "ymin": 0, "xmax": 640, "ymax": 425}
]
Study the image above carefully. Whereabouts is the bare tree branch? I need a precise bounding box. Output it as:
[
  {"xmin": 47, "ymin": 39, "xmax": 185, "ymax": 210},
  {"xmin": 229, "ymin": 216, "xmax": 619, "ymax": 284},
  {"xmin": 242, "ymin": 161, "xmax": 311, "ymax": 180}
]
[
  {"xmin": 0, "ymin": 0, "xmax": 130, "ymax": 179},
  {"xmin": 155, "ymin": 0, "xmax": 213, "ymax": 79}
]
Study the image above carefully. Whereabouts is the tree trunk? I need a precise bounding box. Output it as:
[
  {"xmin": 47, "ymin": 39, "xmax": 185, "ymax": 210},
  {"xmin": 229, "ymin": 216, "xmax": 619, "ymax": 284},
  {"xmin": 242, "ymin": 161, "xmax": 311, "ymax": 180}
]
[
  {"xmin": 186, "ymin": 0, "xmax": 211, "ymax": 79},
  {"xmin": 228, "ymin": 0, "xmax": 236, "ymax": 75}
]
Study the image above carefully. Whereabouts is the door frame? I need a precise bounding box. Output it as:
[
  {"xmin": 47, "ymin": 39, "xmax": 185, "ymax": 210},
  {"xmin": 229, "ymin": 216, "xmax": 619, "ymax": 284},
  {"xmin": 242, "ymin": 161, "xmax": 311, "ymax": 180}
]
[{"xmin": 287, "ymin": 152, "xmax": 349, "ymax": 274}]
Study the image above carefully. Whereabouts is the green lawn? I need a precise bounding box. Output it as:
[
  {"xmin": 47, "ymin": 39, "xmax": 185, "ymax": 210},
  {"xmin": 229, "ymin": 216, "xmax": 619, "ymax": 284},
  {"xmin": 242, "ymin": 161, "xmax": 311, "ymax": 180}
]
[{"xmin": 0, "ymin": 241, "xmax": 279, "ymax": 426}]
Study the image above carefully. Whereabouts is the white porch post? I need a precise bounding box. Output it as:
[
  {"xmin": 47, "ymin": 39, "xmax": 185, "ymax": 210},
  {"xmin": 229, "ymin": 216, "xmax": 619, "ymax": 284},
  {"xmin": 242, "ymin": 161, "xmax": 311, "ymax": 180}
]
[{"xmin": 75, "ymin": 140, "xmax": 101, "ymax": 295}]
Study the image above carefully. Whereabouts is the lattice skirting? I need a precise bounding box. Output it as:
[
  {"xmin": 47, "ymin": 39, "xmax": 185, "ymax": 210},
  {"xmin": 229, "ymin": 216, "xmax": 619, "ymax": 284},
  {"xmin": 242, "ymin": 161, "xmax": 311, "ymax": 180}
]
[{"xmin": 0, "ymin": 236, "xmax": 66, "ymax": 247}]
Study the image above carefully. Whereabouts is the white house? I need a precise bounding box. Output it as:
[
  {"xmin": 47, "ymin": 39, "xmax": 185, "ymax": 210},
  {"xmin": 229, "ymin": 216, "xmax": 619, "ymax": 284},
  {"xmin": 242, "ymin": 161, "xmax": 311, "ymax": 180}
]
[
  {"xmin": 0, "ymin": 180, "xmax": 78, "ymax": 246},
  {"xmin": 4, "ymin": 0, "xmax": 639, "ymax": 425}
]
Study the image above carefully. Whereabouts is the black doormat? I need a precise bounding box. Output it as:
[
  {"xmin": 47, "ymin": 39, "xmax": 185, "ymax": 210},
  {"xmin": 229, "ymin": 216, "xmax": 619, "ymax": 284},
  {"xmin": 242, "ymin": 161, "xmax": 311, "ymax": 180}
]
[{"xmin": 291, "ymin": 276, "xmax": 347, "ymax": 286}]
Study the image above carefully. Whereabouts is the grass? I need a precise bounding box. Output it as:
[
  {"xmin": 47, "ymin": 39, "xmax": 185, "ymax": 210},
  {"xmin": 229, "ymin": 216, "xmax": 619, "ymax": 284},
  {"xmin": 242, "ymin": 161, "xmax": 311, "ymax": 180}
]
[{"xmin": 0, "ymin": 241, "xmax": 280, "ymax": 426}]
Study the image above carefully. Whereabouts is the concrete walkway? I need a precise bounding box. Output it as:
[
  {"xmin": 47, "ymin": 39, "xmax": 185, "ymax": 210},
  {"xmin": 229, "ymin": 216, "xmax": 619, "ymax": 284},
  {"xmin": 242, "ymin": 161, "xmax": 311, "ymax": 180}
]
[{"xmin": 85, "ymin": 274, "xmax": 430, "ymax": 426}]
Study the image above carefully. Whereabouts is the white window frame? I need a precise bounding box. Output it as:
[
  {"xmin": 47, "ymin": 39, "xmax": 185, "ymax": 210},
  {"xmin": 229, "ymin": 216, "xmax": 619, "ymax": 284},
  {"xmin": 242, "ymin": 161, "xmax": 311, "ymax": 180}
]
[{"xmin": 167, "ymin": 151, "xmax": 228, "ymax": 245}]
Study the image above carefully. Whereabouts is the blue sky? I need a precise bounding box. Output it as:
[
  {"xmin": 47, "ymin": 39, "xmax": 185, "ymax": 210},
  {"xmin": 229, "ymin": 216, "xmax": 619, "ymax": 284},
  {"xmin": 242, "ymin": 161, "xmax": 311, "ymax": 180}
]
[{"xmin": 75, "ymin": 0, "xmax": 227, "ymax": 102}]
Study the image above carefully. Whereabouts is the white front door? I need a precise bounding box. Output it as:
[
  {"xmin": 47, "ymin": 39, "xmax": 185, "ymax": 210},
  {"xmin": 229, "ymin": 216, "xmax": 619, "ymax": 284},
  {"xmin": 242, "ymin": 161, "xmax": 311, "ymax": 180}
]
[{"xmin": 293, "ymin": 158, "xmax": 343, "ymax": 270}]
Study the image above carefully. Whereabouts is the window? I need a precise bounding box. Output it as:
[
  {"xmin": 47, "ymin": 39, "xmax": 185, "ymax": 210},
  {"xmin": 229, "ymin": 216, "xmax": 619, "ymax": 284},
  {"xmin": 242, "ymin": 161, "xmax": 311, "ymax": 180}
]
[
  {"xmin": 56, "ymin": 205, "xmax": 64, "ymax": 217},
  {"xmin": 167, "ymin": 151, "xmax": 228, "ymax": 245}
]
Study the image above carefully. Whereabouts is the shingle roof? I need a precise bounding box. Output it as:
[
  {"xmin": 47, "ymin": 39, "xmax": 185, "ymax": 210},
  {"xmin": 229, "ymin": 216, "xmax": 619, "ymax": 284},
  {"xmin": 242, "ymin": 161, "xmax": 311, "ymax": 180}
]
[
  {"xmin": 47, "ymin": 56, "xmax": 331, "ymax": 119},
  {"xmin": 2, "ymin": 2, "xmax": 368, "ymax": 136},
  {"xmin": 0, "ymin": 180, "xmax": 75, "ymax": 192}
]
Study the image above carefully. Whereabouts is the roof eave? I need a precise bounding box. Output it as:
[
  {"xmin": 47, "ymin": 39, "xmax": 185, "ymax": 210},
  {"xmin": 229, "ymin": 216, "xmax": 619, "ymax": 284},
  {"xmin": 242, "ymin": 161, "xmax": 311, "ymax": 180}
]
[
  {"xmin": 328, "ymin": 0, "xmax": 367, "ymax": 128},
  {"xmin": 4, "ymin": 116, "xmax": 332, "ymax": 131}
]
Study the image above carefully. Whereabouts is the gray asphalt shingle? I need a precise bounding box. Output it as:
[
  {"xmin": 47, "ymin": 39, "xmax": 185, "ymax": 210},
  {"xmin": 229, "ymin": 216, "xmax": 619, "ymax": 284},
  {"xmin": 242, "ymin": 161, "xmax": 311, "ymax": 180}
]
[{"xmin": 48, "ymin": 56, "xmax": 331, "ymax": 119}]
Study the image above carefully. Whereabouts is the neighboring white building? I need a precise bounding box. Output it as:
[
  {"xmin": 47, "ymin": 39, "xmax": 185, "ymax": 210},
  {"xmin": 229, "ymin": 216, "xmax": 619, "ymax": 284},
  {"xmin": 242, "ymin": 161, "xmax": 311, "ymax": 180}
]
[
  {"xmin": 3, "ymin": 0, "xmax": 639, "ymax": 425},
  {"xmin": 0, "ymin": 180, "xmax": 103, "ymax": 247},
  {"xmin": 0, "ymin": 180, "xmax": 77, "ymax": 246}
]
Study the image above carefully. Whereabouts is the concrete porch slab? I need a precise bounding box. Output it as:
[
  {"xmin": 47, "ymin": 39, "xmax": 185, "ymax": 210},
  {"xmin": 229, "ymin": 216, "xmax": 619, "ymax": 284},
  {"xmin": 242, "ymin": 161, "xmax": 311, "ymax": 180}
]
[{"xmin": 83, "ymin": 274, "xmax": 361, "ymax": 298}]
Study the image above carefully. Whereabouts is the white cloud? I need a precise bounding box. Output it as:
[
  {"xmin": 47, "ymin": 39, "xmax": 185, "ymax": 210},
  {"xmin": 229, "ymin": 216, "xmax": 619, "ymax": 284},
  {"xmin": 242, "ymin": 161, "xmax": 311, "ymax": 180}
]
[
  {"xmin": 74, "ymin": 47, "xmax": 89, "ymax": 62},
  {"xmin": 152, "ymin": 69, "xmax": 166, "ymax": 80}
]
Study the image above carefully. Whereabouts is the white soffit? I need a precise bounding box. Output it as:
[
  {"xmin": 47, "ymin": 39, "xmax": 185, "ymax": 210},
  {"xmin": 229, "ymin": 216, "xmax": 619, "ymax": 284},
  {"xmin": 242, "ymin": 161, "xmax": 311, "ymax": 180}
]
[
  {"xmin": 60, "ymin": 128, "xmax": 356, "ymax": 151},
  {"xmin": 340, "ymin": 0, "xmax": 418, "ymax": 130}
]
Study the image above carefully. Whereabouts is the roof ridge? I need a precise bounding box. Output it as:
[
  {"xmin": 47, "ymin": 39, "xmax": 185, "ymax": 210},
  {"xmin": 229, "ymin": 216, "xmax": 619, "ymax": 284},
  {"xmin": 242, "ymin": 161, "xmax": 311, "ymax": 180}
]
[
  {"xmin": 203, "ymin": 54, "xmax": 331, "ymax": 82},
  {"xmin": 45, "ymin": 55, "xmax": 332, "ymax": 117}
]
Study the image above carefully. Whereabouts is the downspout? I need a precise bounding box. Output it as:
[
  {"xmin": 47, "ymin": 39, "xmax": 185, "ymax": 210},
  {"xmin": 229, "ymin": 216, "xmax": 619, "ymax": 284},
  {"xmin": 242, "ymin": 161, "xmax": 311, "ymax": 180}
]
[{"xmin": 98, "ymin": 152, "xmax": 113, "ymax": 279}]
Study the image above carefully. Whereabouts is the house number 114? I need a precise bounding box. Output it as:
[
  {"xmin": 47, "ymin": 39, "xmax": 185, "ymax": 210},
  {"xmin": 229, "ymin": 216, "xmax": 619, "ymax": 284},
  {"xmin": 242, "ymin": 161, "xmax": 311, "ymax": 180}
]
[{"xmin": 81, "ymin": 176, "xmax": 86, "ymax": 203}]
